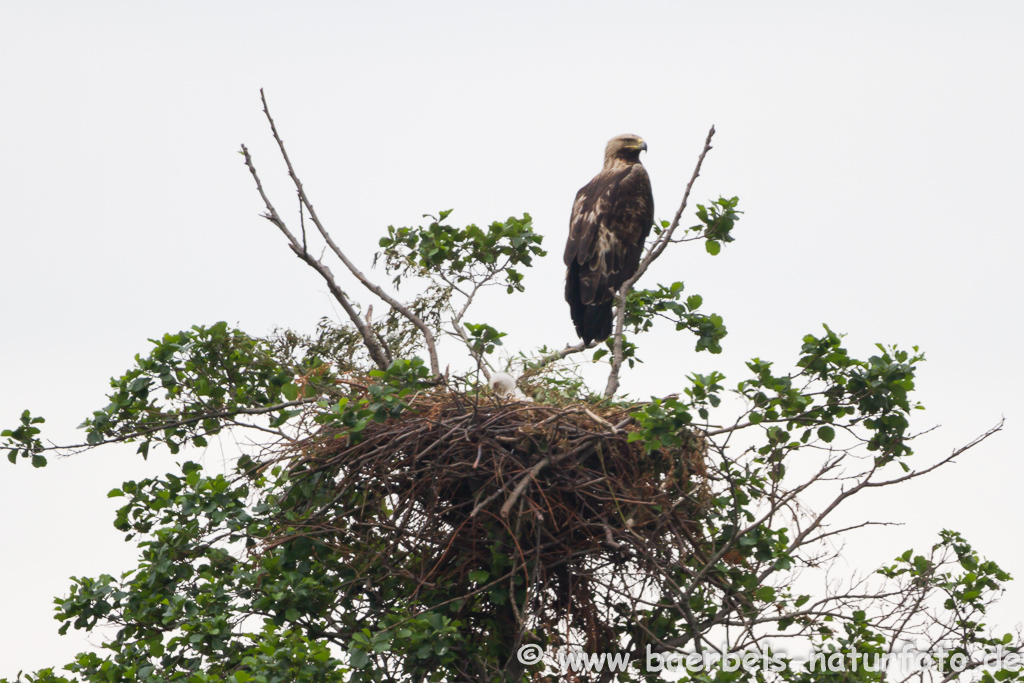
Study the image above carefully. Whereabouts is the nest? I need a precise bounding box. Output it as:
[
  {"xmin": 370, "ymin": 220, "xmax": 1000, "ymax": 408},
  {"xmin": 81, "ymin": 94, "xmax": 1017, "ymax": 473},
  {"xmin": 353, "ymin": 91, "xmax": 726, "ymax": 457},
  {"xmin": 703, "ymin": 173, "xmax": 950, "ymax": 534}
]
[{"xmin": 277, "ymin": 389, "xmax": 711, "ymax": 659}]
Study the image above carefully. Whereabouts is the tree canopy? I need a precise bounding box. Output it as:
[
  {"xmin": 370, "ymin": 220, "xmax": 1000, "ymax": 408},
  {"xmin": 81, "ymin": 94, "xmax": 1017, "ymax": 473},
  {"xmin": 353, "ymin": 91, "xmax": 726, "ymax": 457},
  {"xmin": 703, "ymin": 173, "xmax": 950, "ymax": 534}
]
[{"xmin": 2, "ymin": 95, "xmax": 1015, "ymax": 683}]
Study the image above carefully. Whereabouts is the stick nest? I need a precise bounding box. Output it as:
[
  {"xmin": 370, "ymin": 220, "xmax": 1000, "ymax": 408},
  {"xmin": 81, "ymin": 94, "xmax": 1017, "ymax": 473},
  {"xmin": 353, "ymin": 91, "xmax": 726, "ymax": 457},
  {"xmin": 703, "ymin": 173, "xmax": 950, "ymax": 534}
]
[{"xmin": 278, "ymin": 389, "xmax": 712, "ymax": 655}]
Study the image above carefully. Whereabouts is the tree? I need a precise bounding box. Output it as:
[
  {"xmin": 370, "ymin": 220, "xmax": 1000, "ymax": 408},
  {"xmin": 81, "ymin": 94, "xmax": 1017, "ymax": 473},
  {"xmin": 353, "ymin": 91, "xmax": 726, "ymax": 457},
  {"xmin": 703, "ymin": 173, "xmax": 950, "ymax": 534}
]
[{"xmin": 2, "ymin": 93, "xmax": 1016, "ymax": 683}]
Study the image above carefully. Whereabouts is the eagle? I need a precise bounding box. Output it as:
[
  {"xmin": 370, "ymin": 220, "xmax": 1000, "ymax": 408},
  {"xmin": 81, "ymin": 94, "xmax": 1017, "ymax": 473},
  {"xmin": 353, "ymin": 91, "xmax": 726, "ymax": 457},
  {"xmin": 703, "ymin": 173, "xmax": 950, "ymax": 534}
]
[{"xmin": 564, "ymin": 134, "xmax": 654, "ymax": 344}]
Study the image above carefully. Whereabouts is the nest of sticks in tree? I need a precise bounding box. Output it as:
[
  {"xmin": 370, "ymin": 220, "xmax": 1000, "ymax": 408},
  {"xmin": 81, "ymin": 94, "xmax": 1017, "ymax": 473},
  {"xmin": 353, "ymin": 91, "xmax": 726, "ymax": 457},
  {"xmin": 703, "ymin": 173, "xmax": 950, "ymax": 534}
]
[{"xmin": 276, "ymin": 388, "xmax": 711, "ymax": 656}]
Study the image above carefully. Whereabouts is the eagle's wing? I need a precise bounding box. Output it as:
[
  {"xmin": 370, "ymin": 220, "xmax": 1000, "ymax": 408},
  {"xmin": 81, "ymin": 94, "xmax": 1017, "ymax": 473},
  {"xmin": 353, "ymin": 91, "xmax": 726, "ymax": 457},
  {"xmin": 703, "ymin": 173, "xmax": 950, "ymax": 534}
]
[
  {"xmin": 612, "ymin": 162, "xmax": 655, "ymax": 286},
  {"xmin": 564, "ymin": 164, "xmax": 653, "ymax": 306},
  {"xmin": 563, "ymin": 181, "xmax": 603, "ymax": 268}
]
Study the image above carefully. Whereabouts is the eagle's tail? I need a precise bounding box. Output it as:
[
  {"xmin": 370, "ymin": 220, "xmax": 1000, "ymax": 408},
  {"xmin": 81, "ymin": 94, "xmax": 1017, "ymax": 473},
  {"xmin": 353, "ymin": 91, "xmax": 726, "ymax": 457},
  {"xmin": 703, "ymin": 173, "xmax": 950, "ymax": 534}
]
[
  {"xmin": 566, "ymin": 263, "xmax": 614, "ymax": 344},
  {"xmin": 579, "ymin": 301, "xmax": 613, "ymax": 344}
]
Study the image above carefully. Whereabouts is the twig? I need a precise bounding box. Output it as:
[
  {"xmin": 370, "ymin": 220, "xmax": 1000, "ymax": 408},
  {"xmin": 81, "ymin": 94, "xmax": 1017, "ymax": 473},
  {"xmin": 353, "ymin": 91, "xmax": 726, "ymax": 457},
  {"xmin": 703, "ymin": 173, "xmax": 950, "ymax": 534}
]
[
  {"xmin": 757, "ymin": 420, "xmax": 1003, "ymax": 588},
  {"xmin": 42, "ymin": 397, "xmax": 318, "ymax": 453},
  {"xmin": 583, "ymin": 408, "xmax": 618, "ymax": 434},
  {"xmin": 500, "ymin": 456, "xmax": 550, "ymax": 518},
  {"xmin": 298, "ymin": 194, "xmax": 307, "ymax": 254},
  {"xmin": 521, "ymin": 340, "xmax": 599, "ymax": 379},
  {"xmin": 451, "ymin": 316, "xmax": 494, "ymax": 380},
  {"xmin": 602, "ymin": 524, "xmax": 622, "ymax": 550},
  {"xmin": 470, "ymin": 483, "xmax": 508, "ymax": 519},
  {"xmin": 604, "ymin": 126, "xmax": 716, "ymax": 398}
]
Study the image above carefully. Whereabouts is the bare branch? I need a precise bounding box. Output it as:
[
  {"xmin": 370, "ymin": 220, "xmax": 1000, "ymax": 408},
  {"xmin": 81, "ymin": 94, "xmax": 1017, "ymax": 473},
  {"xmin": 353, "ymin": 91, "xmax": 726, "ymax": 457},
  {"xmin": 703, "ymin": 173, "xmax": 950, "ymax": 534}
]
[
  {"xmin": 452, "ymin": 280, "xmax": 485, "ymax": 324},
  {"xmin": 257, "ymin": 89, "xmax": 441, "ymax": 378},
  {"xmin": 641, "ymin": 126, "xmax": 717, "ymax": 274},
  {"xmin": 770, "ymin": 420, "xmax": 1002, "ymax": 586},
  {"xmin": 241, "ymin": 143, "xmax": 390, "ymax": 370},
  {"xmin": 862, "ymin": 419, "xmax": 1002, "ymax": 488},
  {"xmin": 520, "ymin": 340, "xmax": 599, "ymax": 380},
  {"xmin": 500, "ymin": 456, "xmax": 550, "ymax": 518}
]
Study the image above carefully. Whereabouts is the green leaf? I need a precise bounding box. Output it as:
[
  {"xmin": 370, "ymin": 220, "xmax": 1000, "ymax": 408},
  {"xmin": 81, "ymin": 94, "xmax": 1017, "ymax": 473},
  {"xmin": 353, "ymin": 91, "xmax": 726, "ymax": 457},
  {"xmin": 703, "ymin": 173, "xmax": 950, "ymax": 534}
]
[
  {"xmin": 282, "ymin": 383, "xmax": 299, "ymax": 402},
  {"xmin": 817, "ymin": 425, "xmax": 836, "ymax": 443},
  {"xmin": 468, "ymin": 570, "xmax": 490, "ymax": 583},
  {"xmin": 705, "ymin": 240, "xmax": 721, "ymax": 256},
  {"xmin": 350, "ymin": 649, "xmax": 370, "ymax": 668}
]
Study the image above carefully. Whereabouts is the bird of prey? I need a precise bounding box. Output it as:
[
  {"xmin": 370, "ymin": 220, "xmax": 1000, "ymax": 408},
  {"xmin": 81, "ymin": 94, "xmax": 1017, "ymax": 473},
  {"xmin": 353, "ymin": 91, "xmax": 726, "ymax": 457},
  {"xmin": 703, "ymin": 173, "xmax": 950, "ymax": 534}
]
[{"xmin": 563, "ymin": 134, "xmax": 654, "ymax": 344}]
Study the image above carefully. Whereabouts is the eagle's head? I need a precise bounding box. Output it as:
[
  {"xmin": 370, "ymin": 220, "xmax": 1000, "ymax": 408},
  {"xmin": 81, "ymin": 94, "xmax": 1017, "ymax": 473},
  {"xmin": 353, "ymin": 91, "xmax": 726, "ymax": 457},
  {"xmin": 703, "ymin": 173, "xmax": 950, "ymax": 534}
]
[{"xmin": 604, "ymin": 134, "xmax": 648, "ymax": 166}]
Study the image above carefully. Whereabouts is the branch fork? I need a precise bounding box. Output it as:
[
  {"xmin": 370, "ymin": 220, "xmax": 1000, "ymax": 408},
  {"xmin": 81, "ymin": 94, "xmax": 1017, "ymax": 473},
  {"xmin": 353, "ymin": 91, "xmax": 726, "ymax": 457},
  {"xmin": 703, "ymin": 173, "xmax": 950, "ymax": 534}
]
[{"xmin": 242, "ymin": 89, "xmax": 441, "ymax": 378}]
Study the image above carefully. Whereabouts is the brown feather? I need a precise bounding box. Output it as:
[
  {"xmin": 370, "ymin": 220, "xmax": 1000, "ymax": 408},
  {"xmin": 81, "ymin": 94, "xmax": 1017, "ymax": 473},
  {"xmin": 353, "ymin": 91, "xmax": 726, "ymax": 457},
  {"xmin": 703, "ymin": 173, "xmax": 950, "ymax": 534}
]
[{"xmin": 564, "ymin": 135, "xmax": 654, "ymax": 344}]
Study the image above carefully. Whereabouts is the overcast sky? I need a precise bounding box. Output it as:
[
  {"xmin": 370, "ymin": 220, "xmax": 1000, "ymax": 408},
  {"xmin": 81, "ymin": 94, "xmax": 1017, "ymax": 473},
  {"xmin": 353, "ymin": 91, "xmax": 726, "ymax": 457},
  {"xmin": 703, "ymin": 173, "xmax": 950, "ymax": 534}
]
[{"xmin": 1, "ymin": 1, "xmax": 1022, "ymax": 674}]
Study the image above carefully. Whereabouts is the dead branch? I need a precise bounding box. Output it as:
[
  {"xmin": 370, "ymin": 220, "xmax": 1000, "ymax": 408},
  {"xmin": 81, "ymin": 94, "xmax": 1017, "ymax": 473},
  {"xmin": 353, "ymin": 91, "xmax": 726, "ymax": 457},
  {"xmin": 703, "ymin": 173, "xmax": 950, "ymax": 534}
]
[
  {"xmin": 241, "ymin": 143, "xmax": 391, "ymax": 370},
  {"xmin": 257, "ymin": 89, "xmax": 442, "ymax": 378}
]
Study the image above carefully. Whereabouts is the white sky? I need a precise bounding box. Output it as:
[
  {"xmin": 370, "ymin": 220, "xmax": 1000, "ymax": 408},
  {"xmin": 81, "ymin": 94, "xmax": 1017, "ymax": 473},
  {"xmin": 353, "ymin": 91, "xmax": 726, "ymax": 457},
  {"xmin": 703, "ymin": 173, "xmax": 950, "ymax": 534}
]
[{"xmin": 1, "ymin": 0, "xmax": 1022, "ymax": 674}]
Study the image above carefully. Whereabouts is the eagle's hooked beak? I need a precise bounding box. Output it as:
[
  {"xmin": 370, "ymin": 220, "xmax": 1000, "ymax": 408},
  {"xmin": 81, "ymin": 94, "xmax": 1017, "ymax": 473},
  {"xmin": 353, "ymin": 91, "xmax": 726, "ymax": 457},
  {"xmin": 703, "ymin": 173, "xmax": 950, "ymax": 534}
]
[{"xmin": 632, "ymin": 139, "xmax": 648, "ymax": 152}]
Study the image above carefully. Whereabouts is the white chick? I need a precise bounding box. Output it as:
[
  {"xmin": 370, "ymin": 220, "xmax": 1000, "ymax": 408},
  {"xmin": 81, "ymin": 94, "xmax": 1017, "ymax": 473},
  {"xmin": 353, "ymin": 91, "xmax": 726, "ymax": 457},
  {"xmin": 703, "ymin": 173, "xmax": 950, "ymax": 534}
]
[{"xmin": 488, "ymin": 372, "xmax": 516, "ymax": 397}]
